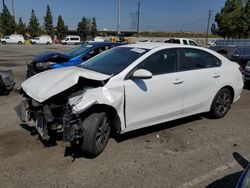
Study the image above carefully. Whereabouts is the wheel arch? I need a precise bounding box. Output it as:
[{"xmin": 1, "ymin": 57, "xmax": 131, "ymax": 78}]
[{"xmin": 79, "ymin": 104, "xmax": 122, "ymax": 133}]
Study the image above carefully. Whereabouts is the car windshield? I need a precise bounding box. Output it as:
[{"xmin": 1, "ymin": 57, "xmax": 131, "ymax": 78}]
[
  {"xmin": 65, "ymin": 44, "xmax": 93, "ymax": 57},
  {"xmin": 81, "ymin": 47, "xmax": 149, "ymax": 75}
]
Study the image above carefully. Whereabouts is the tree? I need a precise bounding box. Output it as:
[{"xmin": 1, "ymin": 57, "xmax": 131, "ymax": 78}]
[
  {"xmin": 77, "ymin": 17, "xmax": 89, "ymax": 41},
  {"xmin": 56, "ymin": 15, "xmax": 68, "ymax": 40},
  {"xmin": 0, "ymin": 4, "xmax": 16, "ymax": 36},
  {"xmin": 213, "ymin": 0, "xmax": 247, "ymax": 38},
  {"xmin": 16, "ymin": 17, "xmax": 26, "ymax": 37},
  {"xmin": 28, "ymin": 9, "xmax": 40, "ymax": 38},
  {"xmin": 44, "ymin": 5, "xmax": 53, "ymax": 37},
  {"xmin": 245, "ymin": 0, "xmax": 250, "ymax": 36},
  {"xmin": 90, "ymin": 17, "xmax": 97, "ymax": 38}
]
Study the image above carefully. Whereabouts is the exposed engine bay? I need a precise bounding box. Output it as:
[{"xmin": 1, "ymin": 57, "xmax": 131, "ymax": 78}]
[{"xmin": 15, "ymin": 77, "xmax": 105, "ymax": 142}]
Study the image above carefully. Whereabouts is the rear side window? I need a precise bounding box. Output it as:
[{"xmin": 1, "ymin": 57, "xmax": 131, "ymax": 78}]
[
  {"xmin": 138, "ymin": 49, "xmax": 178, "ymax": 75},
  {"xmin": 180, "ymin": 49, "xmax": 221, "ymax": 71},
  {"xmin": 70, "ymin": 37, "xmax": 79, "ymax": 41}
]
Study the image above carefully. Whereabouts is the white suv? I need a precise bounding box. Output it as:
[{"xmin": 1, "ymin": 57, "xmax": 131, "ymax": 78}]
[
  {"xmin": 165, "ymin": 38, "xmax": 199, "ymax": 46},
  {"xmin": 17, "ymin": 43, "xmax": 243, "ymax": 157},
  {"xmin": 30, "ymin": 35, "xmax": 52, "ymax": 45},
  {"xmin": 1, "ymin": 34, "xmax": 25, "ymax": 45}
]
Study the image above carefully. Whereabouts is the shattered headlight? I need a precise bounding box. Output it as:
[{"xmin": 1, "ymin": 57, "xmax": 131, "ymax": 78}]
[{"xmin": 36, "ymin": 62, "xmax": 56, "ymax": 70}]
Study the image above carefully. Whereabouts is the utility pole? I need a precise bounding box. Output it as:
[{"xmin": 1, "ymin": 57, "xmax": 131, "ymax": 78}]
[
  {"xmin": 117, "ymin": 0, "xmax": 121, "ymax": 35},
  {"xmin": 137, "ymin": 1, "xmax": 140, "ymax": 35},
  {"xmin": 11, "ymin": 0, "xmax": 15, "ymax": 21},
  {"xmin": 206, "ymin": 10, "xmax": 213, "ymax": 47},
  {"xmin": 2, "ymin": 0, "xmax": 5, "ymax": 8}
]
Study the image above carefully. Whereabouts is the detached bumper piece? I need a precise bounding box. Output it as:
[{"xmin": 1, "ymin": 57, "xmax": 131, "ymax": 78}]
[{"xmin": 0, "ymin": 70, "xmax": 15, "ymax": 95}]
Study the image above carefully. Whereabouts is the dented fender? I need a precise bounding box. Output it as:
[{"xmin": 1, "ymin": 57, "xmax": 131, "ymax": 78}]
[{"xmin": 70, "ymin": 86, "xmax": 126, "ymax": 131}]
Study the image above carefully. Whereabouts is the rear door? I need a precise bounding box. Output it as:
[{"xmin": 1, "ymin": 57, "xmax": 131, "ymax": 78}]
[
  {"xmin": 180, "ymin": 48, "xmax": 222, "ymax": 114},
  {"xmin": 124, "ymin": 49, "xmax": 185, "ymax": 128}
]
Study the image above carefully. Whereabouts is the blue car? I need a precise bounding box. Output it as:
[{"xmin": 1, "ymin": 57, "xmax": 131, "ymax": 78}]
[{"xmin": 26, "ymin": 42, "xmax": 123, "ymax": 78}]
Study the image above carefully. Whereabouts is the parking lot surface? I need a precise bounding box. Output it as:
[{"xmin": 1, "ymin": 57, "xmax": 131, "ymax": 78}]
[{"xmin": 0, "ymin": 45, "xmax": 250, "ymax": 188}]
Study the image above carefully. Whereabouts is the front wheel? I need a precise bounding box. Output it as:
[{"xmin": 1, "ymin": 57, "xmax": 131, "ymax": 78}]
[
  {"xmin": 80, "ymin": 112, "xmax": 111, "ymax": 157},
  {"xmin": 18, "ymin": 41, "xmax": 22, "ymax": 45},
  {"xmin": 209, "ymin": 88, "xmax": 232, "ymax": 119}
]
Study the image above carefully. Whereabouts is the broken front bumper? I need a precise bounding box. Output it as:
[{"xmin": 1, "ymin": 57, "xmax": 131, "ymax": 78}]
[{"xmin": 15, "ymin": 100, "xmax": 83, "ymax": 142}]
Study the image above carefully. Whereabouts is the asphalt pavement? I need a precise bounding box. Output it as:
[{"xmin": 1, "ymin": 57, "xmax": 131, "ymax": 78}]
[{"xmin": 0, "ymin": 44, "xmax": 249, "ymax": 188}]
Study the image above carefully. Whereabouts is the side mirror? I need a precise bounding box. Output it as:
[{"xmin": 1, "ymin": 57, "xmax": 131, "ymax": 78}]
[{"xmin": 131, "ymin": 69, "xmax": 152, "ymax": 79}]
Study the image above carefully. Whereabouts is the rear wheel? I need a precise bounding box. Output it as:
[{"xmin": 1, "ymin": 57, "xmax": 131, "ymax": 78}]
[
  {"xmin": 209, "ymin": 88, "xmax": 232, "ymax": 118},
  {"xmin": 46, "ymin": 42, "xmax": 50, "ymax": 45},
  {"xmin": 81, "ymin": 112, "xmax": 111, "ymax": 157},
  {"xmin": 18, "ymin": 41, "xmax": 22, "ymax": 45},
  {"xmin": 2, "ymin": 41, "xmax": 6, "ymax": 45},
  {"xmin": 32, "ymin": 42, "xmax": 36, "ymax": 45}
]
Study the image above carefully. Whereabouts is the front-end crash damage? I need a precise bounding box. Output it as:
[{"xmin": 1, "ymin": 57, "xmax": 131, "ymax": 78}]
[{"xmin": 15, "ymin": 67, "xmax": 125, "ymax": 143}]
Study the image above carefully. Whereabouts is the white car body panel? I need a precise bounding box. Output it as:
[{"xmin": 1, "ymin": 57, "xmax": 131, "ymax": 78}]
[
  {"xmin": 124, "ymin": 73, "xmax": 184, "ymax": 128},
  {"xmin": 20, "ymin": 43, "xmax": 244, "ymax": 134},
  {"xmin": 21, "ymin": 67, "xmax": 111, "ymax": 103}
]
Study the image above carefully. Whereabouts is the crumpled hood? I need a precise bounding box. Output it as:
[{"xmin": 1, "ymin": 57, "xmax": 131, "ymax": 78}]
[
  {"xmin": 33, "ymin": 51, "xmax": 70, "ymax": 63},
  {"xmin": 21, "ymin": 67, "xmax": 111, "ymax": 103}
]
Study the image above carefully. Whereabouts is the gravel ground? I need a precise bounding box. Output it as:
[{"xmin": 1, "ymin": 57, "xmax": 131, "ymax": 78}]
[{"xmin": 0, "ymin": 44, "xmax": 249, "ymax": 188}]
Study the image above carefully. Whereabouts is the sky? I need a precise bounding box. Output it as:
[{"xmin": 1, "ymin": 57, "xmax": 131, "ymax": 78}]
[{"xmin": 2, "ymin": 0, "xmax": 227, "ymax": 32}]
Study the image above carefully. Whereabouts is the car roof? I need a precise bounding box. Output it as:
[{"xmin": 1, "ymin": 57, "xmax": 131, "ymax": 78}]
[
  {"xmin": 85, "ymin": 42, "xmax": 123, "ymax": 46},
  {"xmin": 120, "ymin": 42, "xmax": 193, "ymax": 50}
]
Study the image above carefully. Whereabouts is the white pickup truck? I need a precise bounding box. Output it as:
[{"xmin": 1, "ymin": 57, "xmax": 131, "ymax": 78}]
[{"xmin": 164, "ymin": 38, "xmax": 199, "ymax": 46}]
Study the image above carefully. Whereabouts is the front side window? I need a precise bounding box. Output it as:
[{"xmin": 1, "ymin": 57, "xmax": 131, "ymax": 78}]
[
  {"xmin": 233, "ymin": 47, "xmax": 242, "ymax": 56},
  {"xmin": 81, "ymin": 47, "xmax": 149, "ymax": 75},
  {"xmin": 183, "ymin": 40, "xmax": 188, "ymax": 45},
  {"xmin": 180, "ymin": 49, "xmax": 221, "ymax": 71},
  {"xmin": 189, "ymin": 40, "xmax": 199, "ymax": 46},
  {"xmin": 137, "ymin": 49, "xmax": 178, "ymax": 75}
]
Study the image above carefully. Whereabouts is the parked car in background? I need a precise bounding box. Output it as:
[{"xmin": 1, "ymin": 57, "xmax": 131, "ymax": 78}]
[
  {"xmin": 16, "ymin": 43, "xmax": 243, "ymax": 157},
  {"xmin": 26, "ymin": 42, "xmax": 123, "ymax": 77},
  {"xmin": 228, "ymin": 46, "xmax": 250, "ymax": 69},
  {"xmin": 61, "ymin": 35, "xmax": 81, "ymax": 45},
  {"xmin": 209, "ymin": 39, "xmax": 250, "ymax": 56},
  {"xmin": 1, "ymin": 34, "xmax": 25, "ymax": 45},
  {"xmin": 87, "ymin": 36, "xmax": 105, "ymax": 42},
  {"xmin": 30, "ymin": 35, "xmax": 52, "ymax": 45},
  {"xmin": 244, "ymin": 61, "xmax": 250, "ymax": 86},
  {"xmin": 164, "ymin": 38, "xmax": 199, "ymax": 46}
]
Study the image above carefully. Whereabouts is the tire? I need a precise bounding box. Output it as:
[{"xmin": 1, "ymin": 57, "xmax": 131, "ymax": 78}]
[
  {"xmin": 209, "ymin": 88, "xmax": 233, "ymax": 119},
  {"xmin": 81, "ymin": 112, "xmax": 111, "ymax": 157},
  {"xmin": 18, "ymin": 41, "xmax": 22, "ymax": 45},
  {"xmin": 2, "ymin": 41, "xmax": 6, "ymax": 45},
  {"xmin": 32, "ymin": 42, "xmax": 36, "ymax": 45},
  {"xmin": 46, "ymin": 42, "xmax": 50, "ymax": 45}
]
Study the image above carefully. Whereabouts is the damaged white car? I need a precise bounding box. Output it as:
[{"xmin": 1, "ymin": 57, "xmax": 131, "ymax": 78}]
[{"xmin": 16, "ymin": 43, "xmax": 244, "ymax": 157}]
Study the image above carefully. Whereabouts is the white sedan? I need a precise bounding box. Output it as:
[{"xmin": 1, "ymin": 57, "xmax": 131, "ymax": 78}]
[{"xmin": 17, "ymin": 43, "xmax": 244, "ymax": 157}]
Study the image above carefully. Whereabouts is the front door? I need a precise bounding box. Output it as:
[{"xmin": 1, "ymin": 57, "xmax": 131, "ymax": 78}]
[{"xmin": 124, "ymin": 49, "xmax": 185, "ymax": 129}]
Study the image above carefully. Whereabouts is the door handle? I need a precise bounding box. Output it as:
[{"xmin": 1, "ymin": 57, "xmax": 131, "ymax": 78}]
[
  {"xmin": 213, "ymin": 73, "xmax": 221, "ymax": 78},
  {"xmin": 173, "ymin": 79, "xmax": 184, "ymax": 84}
]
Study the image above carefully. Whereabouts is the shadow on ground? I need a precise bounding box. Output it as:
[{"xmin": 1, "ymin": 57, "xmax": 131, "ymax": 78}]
[{"xmin": 206, "ymin": 152, "xmax": 249, "ymax": 188}]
